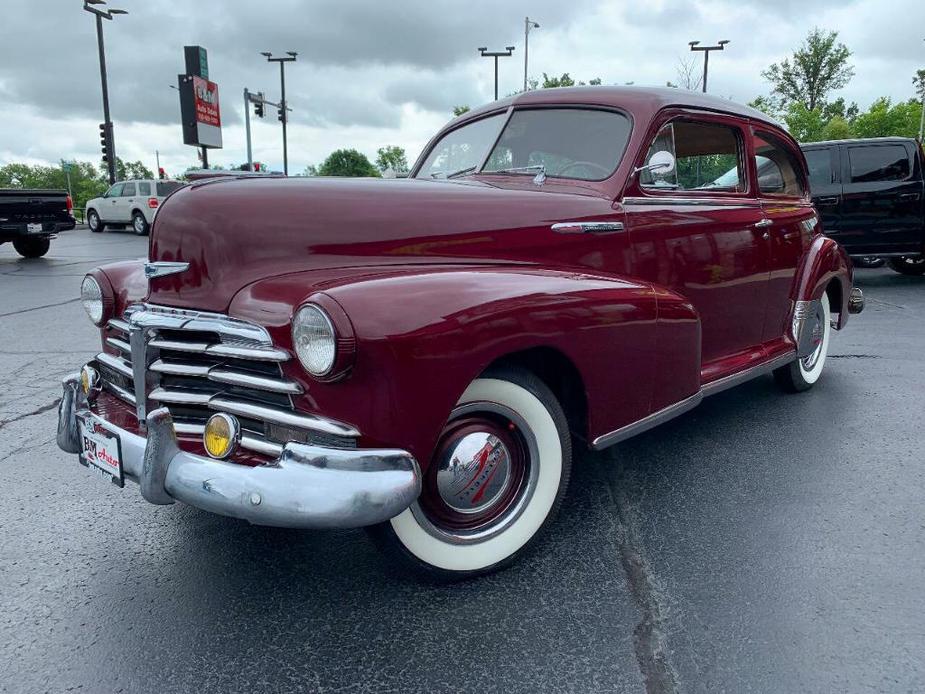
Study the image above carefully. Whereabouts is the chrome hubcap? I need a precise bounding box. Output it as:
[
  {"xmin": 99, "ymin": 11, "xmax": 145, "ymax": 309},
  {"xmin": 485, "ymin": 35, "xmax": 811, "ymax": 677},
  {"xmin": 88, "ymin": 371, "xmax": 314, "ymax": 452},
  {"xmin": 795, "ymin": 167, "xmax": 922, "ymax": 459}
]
[
  {"xmin": 801, "ymin": 305, "xmax": 826, "ymax": 370},
  {"xmin": 436, "ymin": 431, "xmax": 512, "ymax": 514},
  {"xmin": 134, "ymin": 217, "xmax": 144, "ymax": 231}
]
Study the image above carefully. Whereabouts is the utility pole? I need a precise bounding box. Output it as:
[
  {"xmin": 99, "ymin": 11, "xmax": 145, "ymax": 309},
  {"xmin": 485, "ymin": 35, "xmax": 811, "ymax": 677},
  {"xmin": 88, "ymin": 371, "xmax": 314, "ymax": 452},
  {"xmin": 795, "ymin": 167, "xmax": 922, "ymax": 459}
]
[
  {"xmin": 262, "ymin": 51, "xmax": 298, "ymax": 175},
  {"xmin": 244, "ymin": 88, "xmax": 253, "ymax": 171},
  {"xmin": 479, "ymin": 46, "xmax": 516, "ymax": 100},
  {"xmin": 524, "ymin": 17, "xmax": 540, "ymax": 92},
  {"xmin": 918, "ymin": 39, "xmax": 924, "ymax": 142},
  {"xmin": 83, "ymin": 0, "xmax": 127, "ymax": 185},
  {"xmin": 688, "ymin": 39, "xmax": 730, "ymax": 93}
]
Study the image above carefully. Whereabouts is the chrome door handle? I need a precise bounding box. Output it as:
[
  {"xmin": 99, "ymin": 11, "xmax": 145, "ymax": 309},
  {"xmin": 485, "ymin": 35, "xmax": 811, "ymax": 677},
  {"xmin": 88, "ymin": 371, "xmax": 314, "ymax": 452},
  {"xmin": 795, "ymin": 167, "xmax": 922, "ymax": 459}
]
[
  {"xmin": 552, "ymin": 221, "xmax": 624, "ymax": 234},
  {"xmin": 754, "ymin": 219, "xmax": 773, "ymax": 228}
]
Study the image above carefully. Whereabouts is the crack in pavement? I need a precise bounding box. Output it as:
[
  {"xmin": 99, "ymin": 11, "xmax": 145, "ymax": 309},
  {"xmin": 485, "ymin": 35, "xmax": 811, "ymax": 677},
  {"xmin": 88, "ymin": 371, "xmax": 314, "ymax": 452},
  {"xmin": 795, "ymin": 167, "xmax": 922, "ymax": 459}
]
[
  {"xmin": 0, "ymin": 298, "xmax": 81, "ymax": 319},
  {"xmin": 0, "ymin": 398, "xmax": 61, "ymax": 432},
  {"xmin": 602, "ymin": 456, "xmax": 680, "ymax": 694}
]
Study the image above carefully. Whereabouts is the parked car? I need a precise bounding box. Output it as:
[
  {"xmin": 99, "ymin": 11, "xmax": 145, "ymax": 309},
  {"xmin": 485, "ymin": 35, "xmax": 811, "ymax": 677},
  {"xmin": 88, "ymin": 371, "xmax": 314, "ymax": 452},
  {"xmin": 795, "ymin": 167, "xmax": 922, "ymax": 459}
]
[
  {"xmin": 800, "ymin": 137, "xmax": 925, "ymax": 275},
  {"xmin": 58, "ymin": 87, "xmax": 862, "ymax": 579},
  {"xmin": 85, "ymin": 179, "xmax": 184, "ymax": 236},
  {"xmin": 0, "ymin": 188, "xmax": 75, "ymax": 258}
]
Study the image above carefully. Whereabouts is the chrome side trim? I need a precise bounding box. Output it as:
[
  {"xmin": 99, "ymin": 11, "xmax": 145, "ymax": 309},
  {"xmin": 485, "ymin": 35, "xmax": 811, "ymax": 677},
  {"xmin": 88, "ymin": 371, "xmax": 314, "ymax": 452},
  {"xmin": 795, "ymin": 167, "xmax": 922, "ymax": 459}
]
[
  {"xmin": 593, "ymin": 351, "xmax": 798, "ymax": 450},
  {"xmin": 552, "ymin": 221, "xmax": 624, "ymax": 234},
  {"xmin": 591, "ymin": 391, "xmax": 703, "ymax": 450},
  {"xmin": 700, "ymin": 352, "xmax": 796, "ymax": 397}
]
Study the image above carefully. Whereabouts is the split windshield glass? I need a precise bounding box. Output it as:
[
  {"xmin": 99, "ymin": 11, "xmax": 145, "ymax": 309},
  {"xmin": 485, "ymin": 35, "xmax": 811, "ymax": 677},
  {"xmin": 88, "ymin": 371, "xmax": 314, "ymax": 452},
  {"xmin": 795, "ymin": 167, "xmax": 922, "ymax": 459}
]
[{"xmin": 416, "ymin": 108, "xmax": 632, "ymax": 182}]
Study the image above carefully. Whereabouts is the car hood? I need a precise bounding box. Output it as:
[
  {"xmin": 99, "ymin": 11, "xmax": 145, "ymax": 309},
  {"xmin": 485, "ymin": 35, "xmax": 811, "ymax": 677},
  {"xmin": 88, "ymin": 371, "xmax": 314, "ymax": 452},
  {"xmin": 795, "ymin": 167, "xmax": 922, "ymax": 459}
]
[{"xmin": 147, "ymin": 175, "xmax": 618, "ymax": 313}]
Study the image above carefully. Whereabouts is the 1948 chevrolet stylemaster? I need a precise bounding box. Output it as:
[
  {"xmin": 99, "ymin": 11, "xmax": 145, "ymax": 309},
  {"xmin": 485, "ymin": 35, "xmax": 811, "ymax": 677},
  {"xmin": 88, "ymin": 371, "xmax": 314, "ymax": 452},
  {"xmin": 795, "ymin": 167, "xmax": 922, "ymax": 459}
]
[{"xmin": 58, "ymin": 87, "xmax": 863, "ymax": 578}]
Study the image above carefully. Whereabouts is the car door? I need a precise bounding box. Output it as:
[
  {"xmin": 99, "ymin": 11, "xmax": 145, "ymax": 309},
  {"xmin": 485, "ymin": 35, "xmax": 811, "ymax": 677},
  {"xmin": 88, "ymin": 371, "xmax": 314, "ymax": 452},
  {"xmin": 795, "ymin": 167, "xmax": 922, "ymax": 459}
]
[
  {"xmin": 624, "ymin": 112, "xmax": 770, "ymax": 381},
  {"xmin": 100, "ymin": 183, "xmax": 124, "ymax": 222},
  {"xmin": 839, "ymin": 142, "xmax": 922, "ymax": 254},
  {"xmin": 802, "ymin": 145, "xmax": 841, "ymax": 234},
  {"xmin": 136, "ymin": 181, "xmax": 153, "ymax": 223},
  {"xmin": 117, "ymin": 182, "xmax": 137, "ymax": 222},
  {"xmin": 751, "ymin": 128, "xmax": 817, "ymax": 348}
]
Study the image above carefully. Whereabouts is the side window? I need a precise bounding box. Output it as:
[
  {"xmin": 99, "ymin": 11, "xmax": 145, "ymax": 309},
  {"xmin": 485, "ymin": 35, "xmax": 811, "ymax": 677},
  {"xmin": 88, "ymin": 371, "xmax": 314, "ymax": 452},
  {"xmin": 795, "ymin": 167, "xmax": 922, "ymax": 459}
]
[
  {"xmin": 848, "ymin": 145, "xmax": 910, "ymax": 183},
  {"xmin": 107, "ymin": 183, "xmax": 124, "ymax": 197},
  {"xmin": 641, "ymin": 120, "xmax": 745, "ymax": 192},
  {"xmin": 753, "ymin": 131, "xmax": 804, "ymax": 197},
  {"xmin": 803, "ymin": 149, "xmax": 834, "ymax": 189},
  {"xmin": 137, "ymin": 181, "xmax": 151, "ymax": 195},
  {"xmin": 121, "ymin": 182, "xmax": 136, "ymax": 196}
]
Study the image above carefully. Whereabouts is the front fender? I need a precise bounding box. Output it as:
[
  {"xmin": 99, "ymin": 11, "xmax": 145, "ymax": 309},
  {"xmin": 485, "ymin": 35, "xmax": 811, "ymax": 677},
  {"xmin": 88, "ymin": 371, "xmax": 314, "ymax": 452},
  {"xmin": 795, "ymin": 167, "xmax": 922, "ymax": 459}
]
[
  {"xmin": 230, "ymin": 267, "xmax": 660, "ymax": 467},
  {"xmin": 795, "ymin": 234, "xmax": 853, "ymax": 329}
]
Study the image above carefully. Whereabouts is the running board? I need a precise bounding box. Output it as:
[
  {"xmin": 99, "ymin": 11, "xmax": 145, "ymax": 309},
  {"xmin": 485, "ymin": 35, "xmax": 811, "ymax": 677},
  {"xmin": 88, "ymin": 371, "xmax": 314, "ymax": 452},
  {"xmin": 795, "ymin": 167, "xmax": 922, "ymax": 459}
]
[{"xmin": 591, "ymin": 351, "xmax": 796, "ymax": 450}]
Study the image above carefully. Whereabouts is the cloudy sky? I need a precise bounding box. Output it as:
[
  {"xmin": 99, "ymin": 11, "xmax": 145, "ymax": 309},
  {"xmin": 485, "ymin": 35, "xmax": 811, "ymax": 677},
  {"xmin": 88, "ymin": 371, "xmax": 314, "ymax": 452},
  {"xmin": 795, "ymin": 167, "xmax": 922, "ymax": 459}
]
[{"xmin": 1, "ymin": 0, "xmax": 922, "ymax": 176}]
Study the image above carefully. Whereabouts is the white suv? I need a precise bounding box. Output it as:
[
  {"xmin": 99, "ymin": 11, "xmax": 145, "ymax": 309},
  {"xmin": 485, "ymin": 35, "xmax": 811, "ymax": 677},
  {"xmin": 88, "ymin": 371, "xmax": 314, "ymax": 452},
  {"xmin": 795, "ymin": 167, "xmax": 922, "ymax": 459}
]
[{"xmin": 85, "ymin": 179, "xmax": 184, "ymax": 236}]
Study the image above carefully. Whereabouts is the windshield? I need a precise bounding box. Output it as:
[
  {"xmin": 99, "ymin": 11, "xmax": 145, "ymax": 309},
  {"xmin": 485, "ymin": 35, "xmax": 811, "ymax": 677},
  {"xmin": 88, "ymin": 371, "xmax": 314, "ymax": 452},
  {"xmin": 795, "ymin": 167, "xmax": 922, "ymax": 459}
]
[{"xmin": 415, "ymin": 108, "xmax": 632, "ymax": 182}]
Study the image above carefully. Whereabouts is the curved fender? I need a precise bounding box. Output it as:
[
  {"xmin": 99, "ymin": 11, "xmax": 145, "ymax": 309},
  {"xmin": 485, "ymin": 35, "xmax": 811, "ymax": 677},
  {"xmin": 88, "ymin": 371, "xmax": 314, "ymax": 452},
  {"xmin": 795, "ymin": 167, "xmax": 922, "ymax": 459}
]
[
  {"xmin": 230, "ymin": 267, "xmax": 663, "ymax": 467},
  {"xmin": 794, "ymin": 234, "xmax": 853, "ymax": 329}
]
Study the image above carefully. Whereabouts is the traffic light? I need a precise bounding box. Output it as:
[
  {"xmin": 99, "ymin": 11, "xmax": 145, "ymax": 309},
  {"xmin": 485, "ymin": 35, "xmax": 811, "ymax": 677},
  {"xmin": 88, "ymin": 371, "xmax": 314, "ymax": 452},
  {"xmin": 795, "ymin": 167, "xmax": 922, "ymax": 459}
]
[
  {"xmin": 99, "ymin": 122, "xmax": 112, "ymax": 163},
  {"xmin": 277, "ymin": 102, "xmax": 286, "ymax": 123},
  {"xmin": 158, "ymin": 167, "xmax": 166, "ymax": 180},
  {"xmin": 253, "ymin": 92, "xmax": 265, "ymax": 118},
  {"xmin": 253, "ymin": 162, "xmax": 261, "ymax": 172}
]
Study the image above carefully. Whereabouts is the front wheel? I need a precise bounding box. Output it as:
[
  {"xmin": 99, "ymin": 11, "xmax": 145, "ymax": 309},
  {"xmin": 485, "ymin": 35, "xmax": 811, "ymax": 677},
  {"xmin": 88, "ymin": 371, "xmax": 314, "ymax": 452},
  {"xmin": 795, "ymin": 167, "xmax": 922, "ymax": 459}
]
[
  {"xmin": 87, "ymin": 209, "xmax": 103, "ymax": 233},
  {"xmin": 368, "ymin": 367, "xmax": 572, "ymax": 580},
  {"xmin": 13, "ymin": 237, "xmax": 51, "ymax": 258},
  {"xmin": 887, "ymin": 256, "xmax": 925, "ymax": 276},
  {"xmin": 774, "ymin": 292, "xmax": 831, "ymax": 392}
]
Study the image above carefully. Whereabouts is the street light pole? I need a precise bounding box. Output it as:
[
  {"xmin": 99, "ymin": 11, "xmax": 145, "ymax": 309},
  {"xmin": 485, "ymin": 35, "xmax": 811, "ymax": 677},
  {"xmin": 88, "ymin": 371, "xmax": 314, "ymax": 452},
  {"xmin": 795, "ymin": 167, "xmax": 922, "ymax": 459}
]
[
  {"xmin": 478, "ymin": 46, "xmax": 516, "ymax": 100},
  {"xmin": 918, "ymin": 39, "xmax": 924, "ymax": 143},
  {"xmin": 83, "ymin": 0, "xmax": 127, "ymax": 185},
  {"xmin": 688, "ymin": 39, "xmax": 730, "ymax": 93},
  {"xmin": 244, "ymin": 88, "xmax": 253, "ymax": 171},
  {"xmin": 524, "ymin": 17, "xmax": 539, "ymax": 92},
  {"xmin": 262, "ymin": 51, "xmax": 297, "ymax": 176}
]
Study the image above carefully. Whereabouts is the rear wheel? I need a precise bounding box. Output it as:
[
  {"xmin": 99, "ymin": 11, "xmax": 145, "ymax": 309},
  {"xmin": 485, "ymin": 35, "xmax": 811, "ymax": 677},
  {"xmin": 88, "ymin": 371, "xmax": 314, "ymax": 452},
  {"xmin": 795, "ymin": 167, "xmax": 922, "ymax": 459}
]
[
  {"xmin": 13, "ymin": 237, "xmax": 50, "ymax": 258},
  {"xmin": 368, "ymin": 367, "xmax": 572, "ymax": 580},
  {"xmin": 131, "ymin": 211, "xmax": 149, "ymax": 236},
  {"xmin": 774, "ymin": 293, "xmax": 831, "ymax": 393},
  {"xmin": 887, "ymin": 256, "xmax": 925, "ymax": 276},
  {"xmin": 87, "ymin": 209, "xmax": 103, "ymax": 233}
]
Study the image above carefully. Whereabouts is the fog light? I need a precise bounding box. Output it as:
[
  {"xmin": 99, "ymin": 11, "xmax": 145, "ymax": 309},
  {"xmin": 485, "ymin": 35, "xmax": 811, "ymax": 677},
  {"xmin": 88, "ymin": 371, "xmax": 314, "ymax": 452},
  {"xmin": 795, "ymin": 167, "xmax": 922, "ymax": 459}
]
[
  {"xmin": 203, "ymin": 413, "xmax": 241, "ymax": 459},
  {"xmin": 80, "ymin": 365, "xmax": 100, "ymax": 400}
]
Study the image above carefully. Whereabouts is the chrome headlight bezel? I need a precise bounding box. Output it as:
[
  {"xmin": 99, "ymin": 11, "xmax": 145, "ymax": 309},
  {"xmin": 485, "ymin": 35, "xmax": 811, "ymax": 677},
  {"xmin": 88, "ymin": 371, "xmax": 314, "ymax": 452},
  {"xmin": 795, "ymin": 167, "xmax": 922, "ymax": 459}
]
[
  {"xmin": 292, "ymin": 303, "xmax": 338, "ymax": 377},
  {"xmin": 80, "ymin": 274, "xmax": 107, "ymax": 326}
]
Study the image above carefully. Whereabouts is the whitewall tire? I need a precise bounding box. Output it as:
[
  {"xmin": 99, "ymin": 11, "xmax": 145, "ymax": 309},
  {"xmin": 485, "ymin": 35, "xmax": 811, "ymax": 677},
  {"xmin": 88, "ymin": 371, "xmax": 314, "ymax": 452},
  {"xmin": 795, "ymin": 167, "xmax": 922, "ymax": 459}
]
[
  {"xmin": 368, "ymin": 367, "xmax": 572, "ymax": 579},
  {"xmin": 775, "ymin": 292, "xmax": 831, "ymax": 392}
]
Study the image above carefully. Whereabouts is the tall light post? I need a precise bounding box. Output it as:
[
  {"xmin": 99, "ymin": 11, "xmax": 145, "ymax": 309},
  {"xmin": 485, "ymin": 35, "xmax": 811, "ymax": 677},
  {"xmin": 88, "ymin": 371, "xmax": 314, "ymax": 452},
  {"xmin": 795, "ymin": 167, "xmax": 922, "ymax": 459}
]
[
  {"xmin": 918, "ymin": 39, "xmax": 924, "ymax": 143},
  {"xmin": 688, "ymin": 39, "xmax": 730, "ymax": 93},
  {"xmin": 262, "ymin": 51, "xmax": 298, "ymax": 175},
  {"xmin": 523, "ymin": 17, "xmax": 540, "ymax": 92},
  {"xmin": 83, "ymin": 0, "xmax": 127, "ymax": 185},
  {"xmin": 478, "ymin": 46, "xmax": 516, "ymax": 100}
]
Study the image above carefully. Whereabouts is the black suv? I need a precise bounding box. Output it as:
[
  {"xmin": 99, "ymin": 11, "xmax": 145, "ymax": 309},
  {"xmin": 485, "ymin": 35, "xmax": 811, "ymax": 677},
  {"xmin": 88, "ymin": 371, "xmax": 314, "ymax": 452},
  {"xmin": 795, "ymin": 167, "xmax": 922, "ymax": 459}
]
[{"xmin": 801, "ymin": 137, "xmax": 925, "ymax": 275}]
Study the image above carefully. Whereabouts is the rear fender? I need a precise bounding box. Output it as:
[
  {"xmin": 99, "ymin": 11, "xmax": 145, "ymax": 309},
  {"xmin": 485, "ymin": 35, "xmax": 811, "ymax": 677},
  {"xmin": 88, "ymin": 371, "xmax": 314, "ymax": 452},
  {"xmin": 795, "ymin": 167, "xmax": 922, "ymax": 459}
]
[{"xmin": 794, "ymin": 234, "xmax": 853, "ymax": 329}]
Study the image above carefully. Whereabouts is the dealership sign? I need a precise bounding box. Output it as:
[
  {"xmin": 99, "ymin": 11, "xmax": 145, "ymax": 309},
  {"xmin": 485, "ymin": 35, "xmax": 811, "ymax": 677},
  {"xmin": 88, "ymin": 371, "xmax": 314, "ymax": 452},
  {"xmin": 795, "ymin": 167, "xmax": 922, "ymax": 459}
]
[{"xmin": 178, "ymin": 46, "xmax": 223, "ymax": 149}]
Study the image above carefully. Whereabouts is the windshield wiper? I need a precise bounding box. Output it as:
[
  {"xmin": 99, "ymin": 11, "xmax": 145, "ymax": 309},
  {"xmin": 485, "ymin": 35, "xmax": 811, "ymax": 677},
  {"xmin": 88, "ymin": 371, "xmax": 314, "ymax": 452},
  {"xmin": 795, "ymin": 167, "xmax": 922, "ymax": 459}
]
[
  {"xmin": 486, "ymin": 164, "xmax": 547, "ymax": 185},
  {"xmin": 430, "ymin": 165, "xmax": 478, "ymax": 180}
]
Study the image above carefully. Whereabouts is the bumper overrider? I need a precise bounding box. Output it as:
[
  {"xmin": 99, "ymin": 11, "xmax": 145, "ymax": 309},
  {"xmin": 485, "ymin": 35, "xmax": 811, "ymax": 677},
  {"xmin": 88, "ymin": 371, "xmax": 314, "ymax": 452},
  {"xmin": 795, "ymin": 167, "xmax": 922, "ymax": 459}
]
[{"xmin": 56, "ymin": 374, "xmax": 422, "ymax": 529}]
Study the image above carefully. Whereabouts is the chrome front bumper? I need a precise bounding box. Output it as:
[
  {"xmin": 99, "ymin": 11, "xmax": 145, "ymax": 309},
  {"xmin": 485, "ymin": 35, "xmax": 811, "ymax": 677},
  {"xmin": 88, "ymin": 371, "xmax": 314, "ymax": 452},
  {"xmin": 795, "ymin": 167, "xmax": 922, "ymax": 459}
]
[{"xmin": 56, "ymin": 375, "xmax": 421, "ymax": 529}]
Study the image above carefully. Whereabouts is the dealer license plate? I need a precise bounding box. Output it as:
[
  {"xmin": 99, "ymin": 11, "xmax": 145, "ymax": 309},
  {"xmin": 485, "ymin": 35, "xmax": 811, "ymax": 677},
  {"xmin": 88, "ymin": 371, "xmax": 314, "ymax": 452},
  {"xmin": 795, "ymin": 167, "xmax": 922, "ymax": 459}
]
[
  {"xmin": 77, "ymin": 414, "xmax": 124, "ymax": 487},
  {"xmin": 27, "ymin": 223, "xmax": 43, "ymax": 233}
]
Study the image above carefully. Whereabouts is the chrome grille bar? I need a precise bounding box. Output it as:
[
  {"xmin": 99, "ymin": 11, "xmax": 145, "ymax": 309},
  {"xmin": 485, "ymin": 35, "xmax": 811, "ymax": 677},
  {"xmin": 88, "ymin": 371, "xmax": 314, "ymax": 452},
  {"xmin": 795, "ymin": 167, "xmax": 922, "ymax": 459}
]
[
  {"xmin": 96, "ymin": 351, "xmax": 132, "ymax": 378},
  {"xmin": 209, "ymin": 397, "xmax": 360, "ymax": 438}
]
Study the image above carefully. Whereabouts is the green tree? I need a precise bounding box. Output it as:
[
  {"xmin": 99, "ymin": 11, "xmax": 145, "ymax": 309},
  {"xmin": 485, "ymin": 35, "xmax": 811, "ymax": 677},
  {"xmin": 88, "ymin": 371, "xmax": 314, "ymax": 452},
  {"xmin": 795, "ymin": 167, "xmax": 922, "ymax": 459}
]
[
  {"xmin": 914, "ymin": 69, "xmax": 925, "ymax": 101},
  {"xmin": 317, "ymin": 149, "xmax": 381, "ymax": 177},
  {"xmin": 375, "ymin": 145, "xmax": 409, "ymax": 174},
  {"xmin": 0, "ymin": 160, "xmax": 108, "ymax": 212},
  {"xmin": 302, "ymin": 164, "xmax": 318, "ymax": 176},
  {"xmin": 852, "ymin": 97, "xmax": 923, "ymax": 139},
  {"xmin": 761, "ymin": 28, "xmax": 854, "ymax": 111},
  {"xmin": 452, "ymin": 105, "xmax": 470, "ymax": 117}
]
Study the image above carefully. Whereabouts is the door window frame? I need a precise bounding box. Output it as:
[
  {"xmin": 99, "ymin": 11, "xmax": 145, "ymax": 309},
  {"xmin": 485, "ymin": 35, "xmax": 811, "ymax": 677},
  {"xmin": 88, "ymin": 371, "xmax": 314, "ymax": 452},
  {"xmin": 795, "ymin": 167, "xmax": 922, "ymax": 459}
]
[
  {"xmin": 121, "ymin": 182, "xmax": 136, "ymax": 197},
  {"xmin": 801, "ymin": 146, "xmax": 839, "ymax": 188},
  {"xmin": 842, "ymin": 143, "xmax": 914, "ymax": 185},
  {"xmin": 749, "ymin": 126, "xmax": 810, "ymax": 201},
  {"xmin": 627, "ymin": 109, "xmax": 754, "ymax": 202}
]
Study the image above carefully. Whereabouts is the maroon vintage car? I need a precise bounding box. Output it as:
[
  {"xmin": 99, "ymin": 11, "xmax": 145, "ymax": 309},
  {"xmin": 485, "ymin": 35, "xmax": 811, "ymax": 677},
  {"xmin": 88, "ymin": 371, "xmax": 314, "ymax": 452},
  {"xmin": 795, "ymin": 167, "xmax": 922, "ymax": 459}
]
[{"xmin": 58, "ymin": 87, "xmax": 863, "ymax": 578}]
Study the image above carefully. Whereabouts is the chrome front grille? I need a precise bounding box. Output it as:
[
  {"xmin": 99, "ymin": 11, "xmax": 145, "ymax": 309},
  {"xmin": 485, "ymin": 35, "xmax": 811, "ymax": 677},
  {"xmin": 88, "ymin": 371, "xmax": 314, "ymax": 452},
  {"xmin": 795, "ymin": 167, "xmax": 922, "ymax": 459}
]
[{"xmin": 96, "ymin": 304, "xmax": 357, "ymax": 457}]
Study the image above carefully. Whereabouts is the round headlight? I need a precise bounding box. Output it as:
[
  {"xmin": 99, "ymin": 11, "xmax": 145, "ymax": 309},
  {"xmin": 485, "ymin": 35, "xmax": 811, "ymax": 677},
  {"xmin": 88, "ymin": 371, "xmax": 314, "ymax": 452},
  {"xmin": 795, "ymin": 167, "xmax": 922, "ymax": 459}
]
[
  {"xmin": 293, "ymin": 304, "xmax": 337, "ymax": 376},
  {"xmin": 81, "ymin": 275, "xmax": 104, "ymax": 325}
]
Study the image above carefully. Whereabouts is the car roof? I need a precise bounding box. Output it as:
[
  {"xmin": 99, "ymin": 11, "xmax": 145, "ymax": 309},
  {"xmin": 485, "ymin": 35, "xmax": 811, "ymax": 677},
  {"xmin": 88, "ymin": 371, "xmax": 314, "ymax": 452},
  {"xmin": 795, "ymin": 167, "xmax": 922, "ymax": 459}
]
[{"xmin": 456, "ymin": 85, "xmax": 783, "ymax": 128}]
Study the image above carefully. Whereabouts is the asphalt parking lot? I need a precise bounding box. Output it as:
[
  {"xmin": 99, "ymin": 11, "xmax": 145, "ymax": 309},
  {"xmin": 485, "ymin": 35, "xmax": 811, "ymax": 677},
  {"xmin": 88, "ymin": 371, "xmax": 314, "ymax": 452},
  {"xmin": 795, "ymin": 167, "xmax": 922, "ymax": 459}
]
[{"xmin": 1, "ymin": 228, "xmax": 923, "ymax": 693}]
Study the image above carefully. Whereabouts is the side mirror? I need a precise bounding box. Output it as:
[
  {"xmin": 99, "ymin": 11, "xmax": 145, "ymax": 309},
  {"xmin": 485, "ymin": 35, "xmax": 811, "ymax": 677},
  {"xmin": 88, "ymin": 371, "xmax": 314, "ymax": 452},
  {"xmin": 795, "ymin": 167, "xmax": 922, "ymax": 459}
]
[{"xmin": 634, "ymin": 150, "xmax": 676, "ymax": 177}]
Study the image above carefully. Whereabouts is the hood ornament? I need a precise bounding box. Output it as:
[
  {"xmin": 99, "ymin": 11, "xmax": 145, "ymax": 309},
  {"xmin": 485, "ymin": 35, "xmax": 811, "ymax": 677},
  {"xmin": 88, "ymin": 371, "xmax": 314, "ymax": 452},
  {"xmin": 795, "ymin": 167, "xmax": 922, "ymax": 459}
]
[{"xmin": 144, "ymin": 261, "xmax": 189, "ymax": 279}]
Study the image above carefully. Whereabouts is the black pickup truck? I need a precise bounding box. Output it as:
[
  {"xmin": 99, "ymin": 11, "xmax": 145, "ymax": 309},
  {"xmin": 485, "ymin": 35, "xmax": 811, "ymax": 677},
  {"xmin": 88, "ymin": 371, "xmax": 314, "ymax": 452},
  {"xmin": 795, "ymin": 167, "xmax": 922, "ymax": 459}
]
[
  {"xmin": 800, "ymin": 137, "xmax": 925, "ymax": 275},
  {"xmin": 0, "ymin": 189, "xmax": 76, "ymax": 258}
]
